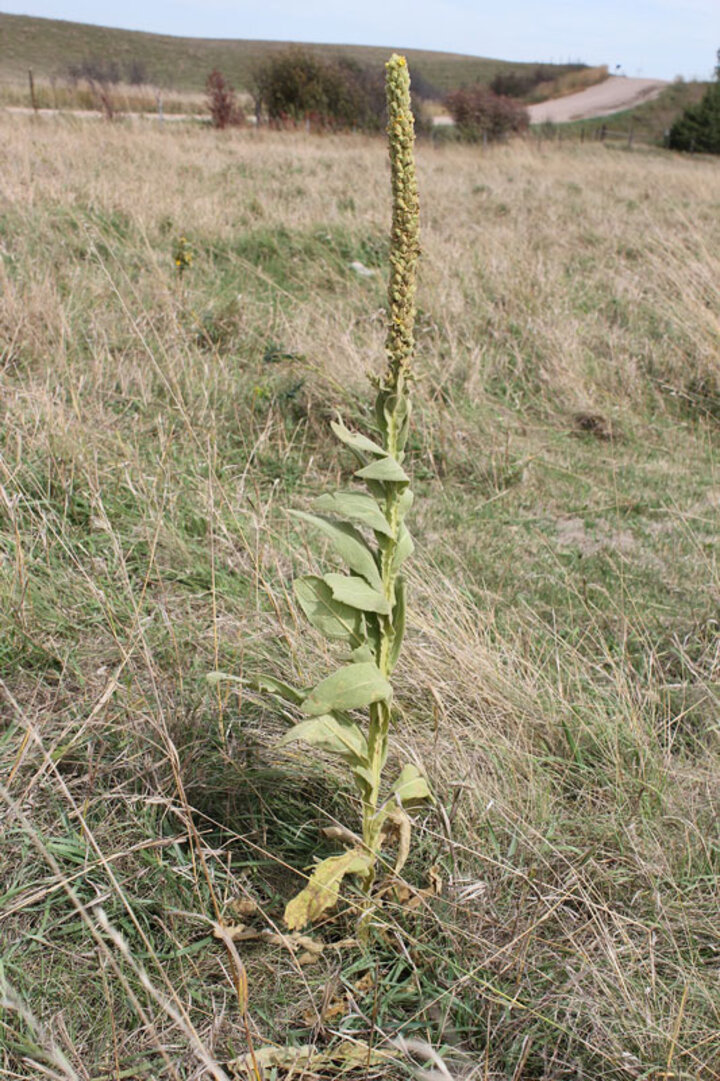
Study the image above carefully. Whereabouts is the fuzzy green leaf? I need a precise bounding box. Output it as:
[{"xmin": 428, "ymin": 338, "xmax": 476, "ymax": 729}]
[
  {"xmin": 391, "ymin": 763, "xmax": 432, "ymax": 805},
  {"xmin": 395, "ymin": 398, "xmax": 411, "ymax": 454},
  {"xmin": 396, "ymin": 488, "xmax": 414, "ymax": 521},
  {"xmin": 392, "ymin": 524, "xmax": 414, "ymax": 573},
  {"xmin": 284, "ymin": 848, "xmax": 371, "ymax": 930},
  {"xmin": 375, "ymin": 390, "xmax": 411, "ymax": 455},
  {"xmin": 291, "ymin": 511, "xmax": 382, "ymax": 591},
  {"xmin": 349, "ymin": 642, "xmax": 377, "ymax": 664},
  {"xmin": 352, "ymin": 763, "xmax": 376, "ymax": 796},
  {"xmin": 331, "ymin": 418, "xmax": 388, "ymax": 459},
  {"xmin": 355, "ymin": 456, "xmax": 409, "ymax": 484},
  {"xmin": 207, "ymin": 670, "xmax": 243, "ymax": 687},
  {"xmin": 294, "ymin": 575, "xmax": 365, "ymax": 646},
  {"xmin": 364, "ymin": 612, "xmax": 382, "ymax": 656},
  {"xmin": 324, "ymin": 573, "xmax": 390, "ymax": 615},
  {"xmin": 207, "ymin": 671, "xmax": 305, "ymax": 706},
  {"xmin": 313, "ymin": 491, "xmax": 393, "ymax": 537},
  {"xmin": 388, "ymin": 575, "xmax": 406, "ymax": 671},
  {"xmin": 301, "ymin": 662, "xmax": 392, "ymax": 716},
  {"xmin": 278, "ymin": 714, "xmax": 368, "ymax": 761}
]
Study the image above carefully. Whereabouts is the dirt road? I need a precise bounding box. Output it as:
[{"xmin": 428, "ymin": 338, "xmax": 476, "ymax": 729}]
[{"xmin": 527, "ymin": 76, "xmax": 667, "ymax": 123}]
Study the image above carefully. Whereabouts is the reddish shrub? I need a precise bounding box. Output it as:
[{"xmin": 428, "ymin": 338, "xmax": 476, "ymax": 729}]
[
  {"xmin": 445, "ymin": 85, "xmax": 529, "ymax": 142},
  {"xmin": 205, "ymin": 69, "xmax": 244, "ymax": 129}
]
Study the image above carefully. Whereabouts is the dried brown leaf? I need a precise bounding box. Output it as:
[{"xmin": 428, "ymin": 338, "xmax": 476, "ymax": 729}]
[
  {"xmin": 321, "ymin": 824, "xmax": 361, "ymax": 846},
  {"xmin": 213, "ymin": 922, "xmax": 248, "ymax": 940},
  {"xmin": 230, "ymin": 1039, "xmax": 396, "ymax": 1078},
  {"xmin": 284, "ymin": 849, "xmax": 371, "ymax": 930},
  {"xmin": 381, "ymin": 807, "xmax": 412, "ymax": 873},
  {"xmin": 228, "ymin": 897, "xmax": 261, "ymax": 918}
]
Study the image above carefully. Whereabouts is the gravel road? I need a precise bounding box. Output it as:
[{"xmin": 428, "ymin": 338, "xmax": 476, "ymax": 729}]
[{"xmin": 527, "ymin": 76, "xmax": 667, "ymax": 123}]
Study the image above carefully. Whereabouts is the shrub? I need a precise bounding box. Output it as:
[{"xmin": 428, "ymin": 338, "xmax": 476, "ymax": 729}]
[
  {"xmin": 668, "ymin": 50, "xmax": 720, "ymax": 153},
  {"xmin": 88, "ymin": 79, "xmax": 115, "ymax": 121},
  {"xmin": 491, "ymin": 64, "xmax": 587, "ymax": 99},
  {"xmin": 126, "ymin": 59, "xmax": 148, "ymax": 86},
  {"xmin": 67, "ymin": 56, "xmax": 150, "ymax": 89},
  {"xmin": 491, "ymin": 64, "xmax": 555, "ymax": 98},
  {"xmin": 253, "ymin": 48, "xmax": 386, "ymax": 132},
  {"xmin": 67, "ymin": 57, "xmax": 121, "ymax": 85},
  {"xmin": 205, "ymin": 69, "xmax": 244, "ymax": 129},
  {"xmin": 407, "ymin": 68, "xmax": 440, "ymax": 101},
  {"xmin": 445, "ymin": 85, "xmax": 529, "ymax": 142}
]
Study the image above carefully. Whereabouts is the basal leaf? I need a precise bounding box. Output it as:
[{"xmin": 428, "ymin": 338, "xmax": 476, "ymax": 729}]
[
  {"xmin": 388, "ymin": 575, "xmax": 406, "ymax": 671},
  {"xmin": 355, "ymin": 456, "xmax": 409, "ymax": 484},
  {"xmin": 391, "ymin": 763, "xmax": 432, "ymax": 805},
  {"xmin": 324, "ymin": 573, "xmax": 390, "ymax": 615},
  {"xmin": 313, "ymin": 491, "xmax": 392, "ymax": 537},
  {"xmin": 207, "ymin": 671, "xmax": 305, "ymax": 706},
  {"xmin": 284, "ymin": 848, "xmax": 371, "ymax": 930},
  {"xmin": 301, "ymin": 662, "xmax": 392, "ymax": 716},
  {"xmin": 330, "ymin": 418, "xmax": 388, "ymax": 459},
  {"xmin": 207, "ymin": 670, "xmax": 242, "ymax": 687},
  {"xmin": 278, "ymin": 714, "xmax": 368, "ymax": 761},
  {"xmin": 294, "ymin": 575, "xmax": 365, "ymax": 646},
  {"xmin": 291, "ymin": 511, "xmax": 382, "ymax": 591}
]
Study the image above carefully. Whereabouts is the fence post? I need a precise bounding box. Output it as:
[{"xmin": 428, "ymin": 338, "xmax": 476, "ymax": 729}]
[
  {"xmin": 28, "ymin": 69, "xmax": 38, "ymax": 113},
  {"xmin": 156, "ymin": 92, "xmax": 164, "ymax": 125}
]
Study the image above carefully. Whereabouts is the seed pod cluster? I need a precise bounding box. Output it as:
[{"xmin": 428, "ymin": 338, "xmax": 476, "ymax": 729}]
[{"xmin": 385, "ymin": 54, "xmax": 420, "ymax": 390}]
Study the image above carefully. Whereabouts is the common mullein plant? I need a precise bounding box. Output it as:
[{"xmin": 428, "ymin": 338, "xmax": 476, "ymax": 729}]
[
  {"xmin": 173, "ymin": 234, "xmax": 193, "ymax": 277},
  {"xmin": 213, "ymin": 55, "xmax": 428, "ymax": 930}
]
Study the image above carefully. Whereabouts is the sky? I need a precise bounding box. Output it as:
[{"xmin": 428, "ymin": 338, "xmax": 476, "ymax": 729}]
[{"xmin": 2, "ymin": 1, "xmax": 718, "ymax": 82}]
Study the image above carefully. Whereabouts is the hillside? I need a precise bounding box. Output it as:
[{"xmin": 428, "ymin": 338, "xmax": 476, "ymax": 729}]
[{"xmin": 0, "ymin": 11, "xmax": 582, "ymax": 94}]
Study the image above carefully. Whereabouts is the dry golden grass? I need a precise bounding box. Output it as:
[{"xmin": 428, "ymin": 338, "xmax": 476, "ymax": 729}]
[
  {"xmin": 0, "ymin": 115, "xmax": 718, "ymax": 1079},
  {"xmin": 529, "ymin": 65, "xmax": 610, "ymax": 103},
  {"xmin": 0, "ymin": 78, "xmax": 209, "ymax": 114}
]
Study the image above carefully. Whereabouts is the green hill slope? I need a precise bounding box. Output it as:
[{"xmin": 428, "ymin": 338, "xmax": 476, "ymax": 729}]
[{"xmin": 0, "ymin": 11, "xmax": 579, "ymax": 94}]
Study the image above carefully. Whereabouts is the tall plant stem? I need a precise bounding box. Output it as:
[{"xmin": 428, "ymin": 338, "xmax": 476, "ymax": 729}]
[{"xmin": 360, "ymin": 53, "xmax": 419, "ymax": 898}]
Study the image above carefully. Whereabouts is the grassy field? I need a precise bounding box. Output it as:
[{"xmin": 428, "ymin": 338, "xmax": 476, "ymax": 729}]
[
  {"xmin": 0, "ymin": 78, "xmax": 208, "ymax": 115},
  {"xmin": 0, "ymin": 11, "xmax": 583, "ymax": 97},
  {"xmin": 0, "ymin": 114, "xmax": 719, "ymax": 1080}
]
